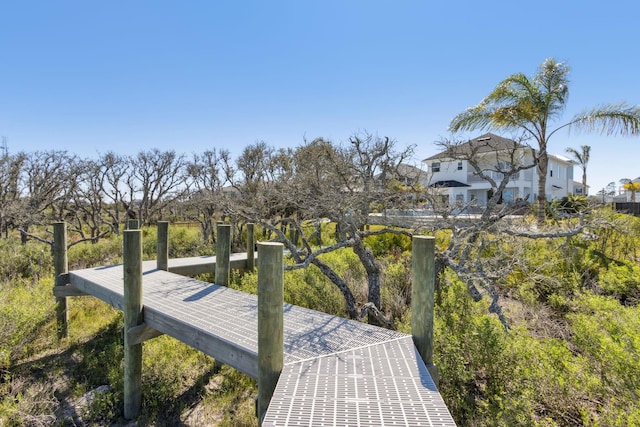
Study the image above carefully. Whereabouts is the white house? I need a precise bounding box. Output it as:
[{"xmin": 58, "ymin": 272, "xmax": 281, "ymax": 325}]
[{"xmin": 421, "ymin": 133, "xmax": 575, "ymax": 206}]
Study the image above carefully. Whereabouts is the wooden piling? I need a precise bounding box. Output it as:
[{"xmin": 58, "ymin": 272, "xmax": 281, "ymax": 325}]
[
  {"xmin": 216, "ymin": 223, "xmax": 231, "ymax": 286},
  {"xmin": 246, "ymin": 223, "xmax": 255, "ymax": 271},
  {"xmin": 257, "ymin": 242, "xmax": 284, "ymax": 425},
  {"xmin": 53, "ymin": 222, "xmax": 68, "ymax": 339},
  {"xmin": 157, "ymin": 221, "xmax": 169, "ymax": 271},
  {"xmin": 411, "ymin": 235, "xmax": 439, "ymax": 386},
  {"xmin": 123, "ymin": 229, "xmax": 143, "ymax": 420}
]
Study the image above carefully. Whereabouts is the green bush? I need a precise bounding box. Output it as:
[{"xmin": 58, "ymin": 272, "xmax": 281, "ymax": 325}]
[
  {"xmin": 365, "ymin": 231, "xmax": 411, "ymax": 257},
  {"xmin": 598, "ymin": 261, "xmax": 640, "ymax": 304},
  {"xmin": 0, "ymin": 239, "xmax": 51, "ymax": 281}
]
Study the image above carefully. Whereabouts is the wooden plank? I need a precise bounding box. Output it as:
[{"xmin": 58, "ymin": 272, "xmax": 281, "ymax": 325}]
[
  {"xmin": 69, "ymin": 271, "xmax": 125, "ymax": 310},
  {"xmin": 56, "ymin": 273, "xmax": 70, "ymax": 286},
  {"xmin": 167, "ymin": 257, "xmax": 248, "ymax": 276},
  {"xmin": 126, "ymin": 322, "xmax": 164, "ymax": 346},
  {"xmin": 53, "ymin": 285, "xmax": 89, "ymax": 297},
  {"xmin": 142, "ymin": 306, "xmax": 259, "ymax": 379}
]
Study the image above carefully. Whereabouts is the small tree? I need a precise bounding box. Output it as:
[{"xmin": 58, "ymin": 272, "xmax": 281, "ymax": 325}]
[
  {"xmin": 565, "ymin": 145, "xmax": 591, "ymax": 196},
  {"xmin": 621, "ymin": 179, "xmax": 640, "ymax": 202}
]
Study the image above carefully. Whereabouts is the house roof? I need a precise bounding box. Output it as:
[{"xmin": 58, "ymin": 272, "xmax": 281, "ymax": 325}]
[
  {"xmin": 429, "ymin": 180, "xmax": 470, "ymax": 188},
  {"xmin": 423, "ymin": 133, "xmax": 525, "ymax": 162},
  {"xmin": 374, "ymin": 162, "xmax": 426, "ymax": 181}
]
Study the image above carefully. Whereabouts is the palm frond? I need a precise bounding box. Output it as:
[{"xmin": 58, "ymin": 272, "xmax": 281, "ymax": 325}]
[{"xmin": 566, "ymin": 103, "xmax": 640, "ymax": 136}]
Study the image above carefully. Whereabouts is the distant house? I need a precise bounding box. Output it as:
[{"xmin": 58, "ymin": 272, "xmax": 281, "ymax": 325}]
[
  {"xmin": 374, "ymin": 163, "xmax": 426, "ymax": 188},
  {"xmin": 573, "ymin": 183, "xmax": 589, "ymax": 196},
  {"xmin": 421, "ymin": 133, "xmax": 575, "ymax": 206},
  {"xmin": 619, "ymin": 177, "xmax": 640, "ymax": 202}
]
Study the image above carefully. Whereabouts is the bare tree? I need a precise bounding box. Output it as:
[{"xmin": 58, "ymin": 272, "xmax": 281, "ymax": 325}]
[
  {"xmin": 19, "ymin": 151, "xmax": 75, "ymax": 243},
  {"xmin": 98, "ymin": 152, "xmax": 129, "ymax": 234},
  {"xmin": 229, "ymin": 133, "xmax": 418, "ymax": 325},
  {"xmin": 0, "ymin": 150, "xmax": 25, "ymax": 238},
  {"xmin": 67, "ymin": 158, "xmax": 111, "ymax": 242},
  {"xmin": 126, "ymin": 149, "xmax": 188, "ymax": 225},
  {"xmin": 184, "ymin": 149, "xmax": 231, "ymax": 244}
]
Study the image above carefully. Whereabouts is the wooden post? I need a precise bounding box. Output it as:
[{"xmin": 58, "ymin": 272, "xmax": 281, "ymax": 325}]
[
  {"xmin": 216, "ymin": 223, "xmax": 231, "ymax": 286},
  {"xmin": 157, "ymin": 221, "xmax": 169, "ymax": 271},
  {"xmin": 246, "ymin": 223, "xmax": 255, "ymax": 271},
  {"xmin": 127, "ymin": 219, "xmax": 139, "ymax": 230},
  {"xmin": 257, "ymin": 242, "xmax": 284, "ymax": 425},
  {"xmin": 123, "ymin": 229, "xmax": 143, "ymax": 420},
  {"xmin": 53, "ymin": 222, "xmax": 68, "ymax": 339},
  {"xmin": 411, "ymin": 235, "xmax": 439, "ymax": 386}
]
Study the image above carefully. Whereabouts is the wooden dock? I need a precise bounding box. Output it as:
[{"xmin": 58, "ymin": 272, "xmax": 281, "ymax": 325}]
[{"xmin": 53, "ymin": 223, "xmax": 456, "ymax": 426}]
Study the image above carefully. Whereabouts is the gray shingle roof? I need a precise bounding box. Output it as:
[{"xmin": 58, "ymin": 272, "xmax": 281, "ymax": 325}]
[{"xmin": 424, "ymin": 133, "xmax": 525, "ymax": 162}]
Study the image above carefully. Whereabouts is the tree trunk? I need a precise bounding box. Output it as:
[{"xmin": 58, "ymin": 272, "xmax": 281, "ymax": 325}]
[
  {"xmin": 536, "ymin": 150, "xmax": 549, "ymax": 226},
  {"xmin": 311, "ymin": 259, "xmax": 358, "ymax": 319},
  {"xmin": 352, "ymin": 237, "xmax": 382, "ymax": 325},
  {"xmin": 582, "ymin": 169, "xmax": 587, "ymax": 196}
]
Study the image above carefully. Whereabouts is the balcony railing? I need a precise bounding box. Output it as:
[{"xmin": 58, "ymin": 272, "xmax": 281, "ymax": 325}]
[{"xmin": 467, "ymin": 170, "xmax": 533, "ymax": 183}]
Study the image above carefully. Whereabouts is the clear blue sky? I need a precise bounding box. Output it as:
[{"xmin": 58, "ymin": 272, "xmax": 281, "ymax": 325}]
[{"xmin": 2, "ymin": 1, "xmax": 639, "ymax": 194}]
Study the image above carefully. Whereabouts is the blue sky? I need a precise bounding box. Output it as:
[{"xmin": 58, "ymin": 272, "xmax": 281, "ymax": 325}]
[{"xmin": 1, "ymin": 1, "xmax": 639, "ymax": 194}]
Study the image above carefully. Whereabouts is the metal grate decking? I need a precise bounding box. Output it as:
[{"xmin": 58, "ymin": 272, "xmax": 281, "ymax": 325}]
[{"xmin": 68, "ymin": 257, "xmax": 456, "ymax": 426}]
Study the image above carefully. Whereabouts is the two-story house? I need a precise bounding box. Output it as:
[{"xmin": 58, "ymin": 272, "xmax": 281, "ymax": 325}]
[{"xmin": 422, "ymin": 133, "xmax": 576, "ymax": 206}]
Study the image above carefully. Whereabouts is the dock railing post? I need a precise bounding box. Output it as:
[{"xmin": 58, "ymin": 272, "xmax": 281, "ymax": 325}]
[
  {"xmin": 411, "ymin": 235, "xmax": 439, "ymax": 386},
  {"xmin": 157, "ymin": 221, "xmax": 169, "ymax": 271},
  {"xmin": 216, "ymin": 223, "xmax": 231, "ymax": 286},
  {"xmin": 257, "ymin": 242, "xmax": 284, "ymax": 425},
  {"xmin": 124, "ymin": 229, "xmax": 143, "ymax": 420},
  {"xmin": 53, "ymin": 222, "xmax": 68, "ymax": 339},
  {"xmin": 246, "ymin": 223, "xmax": 255, "ymax": 271}
]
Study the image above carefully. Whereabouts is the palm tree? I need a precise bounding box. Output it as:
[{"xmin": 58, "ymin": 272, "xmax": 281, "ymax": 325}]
[
  {"xmin": 565, "ymin": 145, "xmax": 590, "ymax": 196},
  {"xmin": 449, "ymin": 58, "xmax": 640, "ymax": 225},
  {"xmin": 620, "ymin": 178, "xmax": 640, "ymax": 202}
]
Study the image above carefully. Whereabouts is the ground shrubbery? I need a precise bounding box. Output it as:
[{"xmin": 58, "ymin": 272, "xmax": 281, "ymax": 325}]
[{"xmin": 2, "ymin": 213, "xmax": 640, "ymax": 426}]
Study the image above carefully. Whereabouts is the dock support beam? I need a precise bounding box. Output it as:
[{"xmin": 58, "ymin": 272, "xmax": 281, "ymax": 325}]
[
  {"xmin": 216, "ymin": 223, "xmax": 231, "ymax": 286},
  {"xmin": 257, "ymin": 242, "xmax": 284, "ymax": 425},
  {"xmin": 53, "ymin": 222, "xmax": 68, "ymax": 339},
  {"xmin": 246, "ymin": 223, "xmax": 255, "ymax": 271},
  {"xmin": 124, "ymin": 229, "xmax": 143, "ymax": 420},
  {"xmin": 157, "ymin": 221, "xmax": 169, "ymax": 271},
  {"xmin": 411, "ymin": 235, "xmax": 439, "ymax": 386}
]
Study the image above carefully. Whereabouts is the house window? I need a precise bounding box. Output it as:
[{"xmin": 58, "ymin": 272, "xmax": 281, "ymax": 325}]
[
  {"xmin": 550, "ymin": 170, "xmax": 553, "ymax": 177},
  {"xmin": 432, "ymin": 162, "xmax": 441, "ymax": 173},
  {"xmin": 455, "ymin": 194, "xmax": 464, "ymax": 202},
  {"xmin": 498, "ymin": 161, "xmax": 511, "ymax": 171},
  {"xmin": 457, "ymin": 161, "xmax": 463, "ymax": 171},
  {"xmin": 503, "ymin": 189, "xmax": 514, "ymax": 203}
]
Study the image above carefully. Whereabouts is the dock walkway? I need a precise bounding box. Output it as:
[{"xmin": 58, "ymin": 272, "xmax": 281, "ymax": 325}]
[{"xmin": 64, "ymin": 250, "xmax": 455, "ymax": 425}]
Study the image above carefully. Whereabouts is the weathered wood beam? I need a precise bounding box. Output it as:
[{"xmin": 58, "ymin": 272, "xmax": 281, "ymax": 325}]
[
  {"xmin": 142, "ymin": 306, "xmax": 259, "ymax": 378},
  {"xmin": 411, "ymin": 235, "xmax": 439, "ymax": 386},
  {"xmin": 123, "ymin": 229, "xmax": 143, "ymax": 420},
  {"xmin": 246, "ymin": 223, "xmax": 255, "ymax": 271},
  {"xmin": 215, "ymin": 223, "xmax": 231, "ymax": 286},
  {"xmin": 157, "ymin": 221, "xmax": 169, "ymax": 271},
  {"xmin": 126, "ymin": 322, "xmax": 164, "ymax": 346},
  {"xmin": 53, "ymin": 285, "xmax": 89, "ymax": 297},
  {"xmin": 257, "ymin": 242, "xmax": 284, "ymax": 425},
  {"xmin": 53, "ymin": 222, "xmax": 68, "ymax": 339}
]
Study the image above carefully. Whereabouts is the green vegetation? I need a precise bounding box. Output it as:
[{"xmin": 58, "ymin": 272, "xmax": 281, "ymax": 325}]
[{"xmin": 2, "ymin": 211, "xmax": 640, "ymax": 425}]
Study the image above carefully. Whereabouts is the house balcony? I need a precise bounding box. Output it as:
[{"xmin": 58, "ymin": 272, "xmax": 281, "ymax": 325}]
[{"xmin": 467, "ymin": 170, "xmax": 533, "ymax": 183}]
